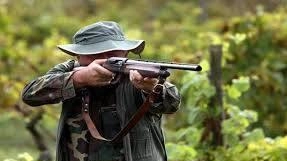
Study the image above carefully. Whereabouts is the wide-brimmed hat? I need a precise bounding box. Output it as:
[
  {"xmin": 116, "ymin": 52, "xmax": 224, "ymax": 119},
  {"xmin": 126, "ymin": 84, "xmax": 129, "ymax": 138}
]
[{"xmin": 57, "ymin": 21, "xmax": 145, "ymax": 56}]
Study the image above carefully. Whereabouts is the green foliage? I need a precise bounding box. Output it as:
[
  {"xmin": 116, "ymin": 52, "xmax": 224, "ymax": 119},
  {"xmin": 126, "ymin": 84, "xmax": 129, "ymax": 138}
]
[
  {"xmin": 225, "ymin": 76, "xmax": 250, "ymax": 99},
  {"xmin": 4, "ymin": 152, "xmax": 34, "ymax": 161},
  {"xmin": 166, "ymin": 69, "xmax": 287, "ymax": 160},
  {"xmin": 206, "ymin": 136, "xmax": 287, "ymax": 161},
  {"xmin": 166, "ymin": 142, "xmax": 197, "ymax": 161},
  {"xmin": 1, "ymin": 0, "xmax": 287, "ymax": 160},
  {"xmin": 221, "ymin": 8, "xmax": 287, "ymax": 136}
]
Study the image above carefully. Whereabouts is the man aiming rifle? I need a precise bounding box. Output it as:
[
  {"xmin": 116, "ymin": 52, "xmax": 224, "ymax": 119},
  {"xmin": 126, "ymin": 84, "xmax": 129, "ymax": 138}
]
[{"xmin": 22, "ymin": 21, "xmax": 200, "ymax": 161}]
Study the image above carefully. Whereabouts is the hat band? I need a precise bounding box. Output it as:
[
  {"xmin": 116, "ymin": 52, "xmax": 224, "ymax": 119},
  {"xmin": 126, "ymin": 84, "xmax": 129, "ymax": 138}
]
[{"xmin": 75, "ymin": 35, "xmax": 125, "ymax": 45}]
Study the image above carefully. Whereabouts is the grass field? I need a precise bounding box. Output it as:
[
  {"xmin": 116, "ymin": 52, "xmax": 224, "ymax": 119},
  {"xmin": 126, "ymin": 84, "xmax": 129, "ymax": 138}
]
[{"xmin": 0, "ymin": 111, "xmax": 57, "ymax": 160}]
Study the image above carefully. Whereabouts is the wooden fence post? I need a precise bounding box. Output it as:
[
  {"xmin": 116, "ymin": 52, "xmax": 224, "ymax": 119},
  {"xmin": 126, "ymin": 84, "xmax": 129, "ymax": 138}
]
[
  {"xmin": 209, "ymin": 45, "xmax": 224, "ymax": 115},
  {"xmin": 200, "ymin": 44, "xmax": 224, "ymax": 146},
  {"xmin": 209, "ymin": 44, "xmax": 224, "ymax": 145}
]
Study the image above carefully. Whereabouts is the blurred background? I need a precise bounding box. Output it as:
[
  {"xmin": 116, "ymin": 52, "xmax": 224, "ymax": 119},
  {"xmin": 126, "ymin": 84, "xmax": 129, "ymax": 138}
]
[{"xmin": 0, "ymin": 0, "xmax": 287, "ymax": 161}]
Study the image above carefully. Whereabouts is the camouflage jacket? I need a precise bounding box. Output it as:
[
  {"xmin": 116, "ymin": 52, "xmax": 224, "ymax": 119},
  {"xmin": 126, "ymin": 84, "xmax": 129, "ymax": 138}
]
[{"xmin": 22, "ymin": 59, "xmax": 181, "ymax": 161}]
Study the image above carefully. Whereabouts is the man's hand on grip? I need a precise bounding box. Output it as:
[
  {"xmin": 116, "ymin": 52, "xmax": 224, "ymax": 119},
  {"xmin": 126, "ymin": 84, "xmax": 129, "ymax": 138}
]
[{"xmin": 72, "ymin": 59, "xmax": 115, "ymax": 88}]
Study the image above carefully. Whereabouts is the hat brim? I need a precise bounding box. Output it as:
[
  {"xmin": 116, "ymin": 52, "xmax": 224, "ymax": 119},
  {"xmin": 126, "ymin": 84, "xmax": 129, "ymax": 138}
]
[{"xmin": 57, "ymin": 39, "xmax": 145, "ymax": 56}]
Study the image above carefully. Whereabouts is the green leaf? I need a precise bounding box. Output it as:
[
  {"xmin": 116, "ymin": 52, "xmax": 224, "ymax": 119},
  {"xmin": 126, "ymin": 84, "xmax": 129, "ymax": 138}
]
[
  {"xmin": 228, "ymin": 33, "xmax": 247, "ymax": 44},
  {"xmin": 226, "ymin": 85, "xmax": 241, "ymax": 99},
  {"xmin": 232, "ymin": 76, "xmax": 250, "ymax": 93},
  {"xmin": 243, "ymin": 128, "xmax": 265, "ymax": 143},
  {"xmin": 187, "ymin": 107, "xmax": 206, "ymax": 125},
  {"xmin": 226, "ymin": 76, "xmax": 250, "ymax": 99},
  {"xmin": 166, "ymin": 142, "xmax": 197, "ymax": 161}
]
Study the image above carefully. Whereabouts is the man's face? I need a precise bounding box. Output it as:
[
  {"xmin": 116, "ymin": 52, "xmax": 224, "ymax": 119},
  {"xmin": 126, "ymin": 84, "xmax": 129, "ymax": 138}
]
[{"xmin": 77, "ymin": 50, "xmax": 128, "ymax": 66}]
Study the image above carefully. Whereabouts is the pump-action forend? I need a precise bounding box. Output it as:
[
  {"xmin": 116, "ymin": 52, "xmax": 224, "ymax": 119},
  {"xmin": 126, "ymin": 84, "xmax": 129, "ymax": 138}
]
[{"xmin": 103, "ymin": 57, "xmax": 202, "ymax": 79}]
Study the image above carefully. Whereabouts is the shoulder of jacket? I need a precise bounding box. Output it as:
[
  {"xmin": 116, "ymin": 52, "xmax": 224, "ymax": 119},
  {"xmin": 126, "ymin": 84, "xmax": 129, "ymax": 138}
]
[
  {"xmin": 46, "ymin": 59, "xmax": 77, "ymax": 74},
  {"xmin": 58, "ymin": 59, "xmax": 78, "ymax": 69}
]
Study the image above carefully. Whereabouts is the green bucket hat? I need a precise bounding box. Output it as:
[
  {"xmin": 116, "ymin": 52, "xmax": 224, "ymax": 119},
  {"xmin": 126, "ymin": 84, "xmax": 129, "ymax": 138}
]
[{"xmin": 57, "ymin": 21, "xmax": 145, "ymax": 56}]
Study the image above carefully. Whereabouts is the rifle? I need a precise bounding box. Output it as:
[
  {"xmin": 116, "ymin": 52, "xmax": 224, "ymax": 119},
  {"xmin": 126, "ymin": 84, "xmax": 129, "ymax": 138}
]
[
  {"xmin": 82, "ymin": 57, "xmax": 202, "ymax": 143},
  {"xmin": 102, "ymin": 57, "xmax": 202, "ymax": 81}
]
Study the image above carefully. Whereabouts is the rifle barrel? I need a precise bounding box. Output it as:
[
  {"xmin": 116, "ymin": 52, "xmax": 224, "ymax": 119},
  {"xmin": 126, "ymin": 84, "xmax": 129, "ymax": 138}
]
[{"xmin": 126, "ymin": 59, "xmax": 202, "ymax": 71}]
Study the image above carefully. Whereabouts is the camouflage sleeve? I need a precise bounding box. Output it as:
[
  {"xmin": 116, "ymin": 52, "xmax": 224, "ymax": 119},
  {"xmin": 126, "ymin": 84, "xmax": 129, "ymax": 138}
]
[
  {"xmin": 144, "ymin": 82, "xmax": 181, "ymax": 114},
  {"xmin": 22, "ymin": 59, "xmax": 77, "ymax": 106}
]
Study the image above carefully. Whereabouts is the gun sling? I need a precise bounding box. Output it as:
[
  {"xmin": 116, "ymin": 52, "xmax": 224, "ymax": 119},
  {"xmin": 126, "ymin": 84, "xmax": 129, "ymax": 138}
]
[{"xmin": 81, "ymin": 83, "xmax": 163, "ymax": 143}]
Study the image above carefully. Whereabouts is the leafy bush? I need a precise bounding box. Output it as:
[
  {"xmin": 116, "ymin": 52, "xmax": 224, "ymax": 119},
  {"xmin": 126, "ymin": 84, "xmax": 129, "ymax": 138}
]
[{"xmin": 4, "ymin": 152, "xmax": 34, "ymax": 161}]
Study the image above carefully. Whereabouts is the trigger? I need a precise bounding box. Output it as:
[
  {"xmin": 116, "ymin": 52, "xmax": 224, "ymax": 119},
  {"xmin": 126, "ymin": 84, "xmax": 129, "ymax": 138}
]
[{"xmin": 110, "ymin": 73, "xmax": 122, "ymax": 85}]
